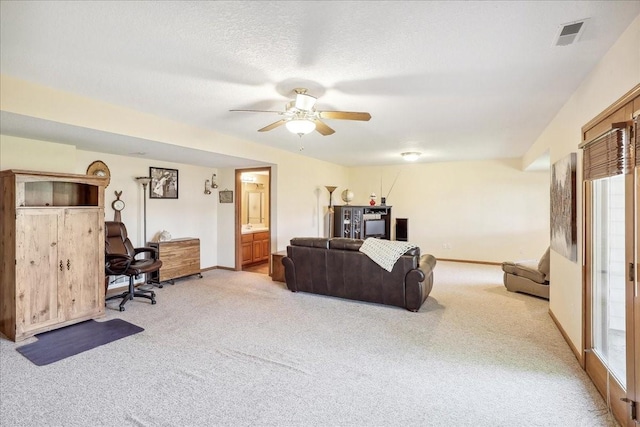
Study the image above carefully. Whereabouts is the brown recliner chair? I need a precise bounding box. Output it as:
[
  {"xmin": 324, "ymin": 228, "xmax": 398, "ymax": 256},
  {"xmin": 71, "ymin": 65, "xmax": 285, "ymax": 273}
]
[
  {"xmin": 502, "ymin": 247, "xmax": 550, "ymax": 299},
  {"xmin": 104, "ymin": 221, "xmax": 162, "ymax": 311}
]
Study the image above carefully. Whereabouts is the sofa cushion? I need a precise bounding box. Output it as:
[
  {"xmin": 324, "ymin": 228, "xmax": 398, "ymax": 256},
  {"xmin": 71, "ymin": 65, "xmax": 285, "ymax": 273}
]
[
  {"xmin": 290, "ymin": 237, "xmax": 329, "ymax": 249},
  {"xmin": 328, "ymin": 238, "xmax": 364, "ymax": 251}
]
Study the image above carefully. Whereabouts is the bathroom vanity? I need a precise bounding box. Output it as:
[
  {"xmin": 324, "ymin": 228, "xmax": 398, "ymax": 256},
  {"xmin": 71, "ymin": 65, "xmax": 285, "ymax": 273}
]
[{"xmin": 241, "ymin": 229, "xmax": 270, "ymax": 266}]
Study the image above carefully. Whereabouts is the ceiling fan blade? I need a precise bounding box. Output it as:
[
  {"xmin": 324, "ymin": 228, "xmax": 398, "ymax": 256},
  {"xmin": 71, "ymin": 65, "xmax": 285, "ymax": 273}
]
[
  {"xmin": 258, "ymin": 119, "xmax": 287, "ymax": 132},
  {"xmin": 313, "ymin": 119, "xmax": 335, "ymax": 136},
  {"xmin": 318, "ymin": 111, "xmax": 371, "ymax": 121}
]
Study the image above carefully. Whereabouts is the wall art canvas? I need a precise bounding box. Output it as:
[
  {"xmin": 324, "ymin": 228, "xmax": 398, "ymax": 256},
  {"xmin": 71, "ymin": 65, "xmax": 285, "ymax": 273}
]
[
  {"xmin": 149, "ymin": 167, "xmax": 178, "ymax": 199},
  {"xmin": 550, "ymin": 153, "xmax": 577, "ymax": 261}
]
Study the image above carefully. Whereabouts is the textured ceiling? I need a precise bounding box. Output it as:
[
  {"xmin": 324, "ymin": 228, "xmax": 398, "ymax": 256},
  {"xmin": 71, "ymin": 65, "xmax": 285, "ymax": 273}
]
[{"xmin": 1, "ymin": 1, "xmax": 639, "ymax": 168}]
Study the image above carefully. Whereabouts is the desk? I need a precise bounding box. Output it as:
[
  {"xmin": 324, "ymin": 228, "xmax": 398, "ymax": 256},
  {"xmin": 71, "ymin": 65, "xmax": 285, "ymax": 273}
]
[{"xmin": 271, "ymin": 250, "xmax": 287, "ymax": 282}]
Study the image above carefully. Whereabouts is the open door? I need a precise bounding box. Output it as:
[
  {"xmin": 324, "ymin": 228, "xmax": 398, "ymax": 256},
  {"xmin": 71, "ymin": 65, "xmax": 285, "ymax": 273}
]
[
  {"xmin": 581, "ymin": 86, "xmax": 639, "ymax": 426},
  {"xmin": 234, "ymin": 167, "xmax": 271, "ymax": 273}
]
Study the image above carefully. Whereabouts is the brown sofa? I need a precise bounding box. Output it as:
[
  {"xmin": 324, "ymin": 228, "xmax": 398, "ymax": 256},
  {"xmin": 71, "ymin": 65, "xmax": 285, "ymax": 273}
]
[
  {"xmin": 502, "ymin": 247, "xmax": 550, "ymax": 299},
  {"xmin": 282, "ymin": 237, "xmax": 436, "ymax": 312}
]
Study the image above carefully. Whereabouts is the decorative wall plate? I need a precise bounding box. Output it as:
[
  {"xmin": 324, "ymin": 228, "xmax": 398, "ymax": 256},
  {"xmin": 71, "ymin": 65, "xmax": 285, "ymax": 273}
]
[{"xmin": 86, "ymin": 160, "xmax": 111, "ymax": 187}]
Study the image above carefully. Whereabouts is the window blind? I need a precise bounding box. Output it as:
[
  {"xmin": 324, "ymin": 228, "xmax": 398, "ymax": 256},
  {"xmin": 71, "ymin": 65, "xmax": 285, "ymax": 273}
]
[
  {"xmin": 581, "ymin": 125, "xmax": 629, "ymax": 180},
  {"xmin": 635, "ymin": 117, "xmax": 639, "ymax": 167}
]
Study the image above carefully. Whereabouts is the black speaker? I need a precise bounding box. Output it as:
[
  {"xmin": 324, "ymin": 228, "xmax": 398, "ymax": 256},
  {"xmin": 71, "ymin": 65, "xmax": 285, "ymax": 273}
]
[{"xmin": 396, "ymin": 218, "xmax": 408, "ymax": 241}]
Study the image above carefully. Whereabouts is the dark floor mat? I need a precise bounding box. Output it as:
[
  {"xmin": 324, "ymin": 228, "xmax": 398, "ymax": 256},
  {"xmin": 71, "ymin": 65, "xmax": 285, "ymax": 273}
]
[{"xmin": 16, "ymin": 319, "xmax": 144, "ymax": 366}]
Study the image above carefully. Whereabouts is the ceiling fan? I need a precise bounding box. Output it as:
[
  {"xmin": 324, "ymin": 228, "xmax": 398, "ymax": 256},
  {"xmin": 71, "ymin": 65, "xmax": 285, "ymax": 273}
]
[{"xmin": 230, "ymin": 88, "xmax": 371, "ymax": 136}]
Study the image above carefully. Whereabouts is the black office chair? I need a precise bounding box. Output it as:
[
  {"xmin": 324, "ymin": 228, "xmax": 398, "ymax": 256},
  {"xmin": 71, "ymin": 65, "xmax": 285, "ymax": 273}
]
[{"xmin": 105, "ymin": 221, "xmax": 162, "ymax": 311}]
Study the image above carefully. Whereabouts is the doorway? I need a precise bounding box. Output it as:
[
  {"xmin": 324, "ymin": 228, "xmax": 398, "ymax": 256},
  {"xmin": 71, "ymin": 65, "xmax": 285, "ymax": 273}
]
[
  {"xmin": 581, "ymin": 85, "xmax": 639, "ymax": 426},
  {"xmin": 235, "ymin": 167, "xmax": 271, "ymax": 275}
]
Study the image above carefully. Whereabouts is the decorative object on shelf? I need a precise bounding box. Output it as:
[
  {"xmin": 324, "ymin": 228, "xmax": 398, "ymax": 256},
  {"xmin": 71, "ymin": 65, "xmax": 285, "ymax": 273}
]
[
  {"xmin": 158, "ymin": 230, "xmax": 172, "ymax": 242},
  {"xmin": 325, "ymin": 186, "xmax": 337, "ymax": 210},
  {"xmin": 341, "ymin": 189, "xmax": 354, "ymax": 205},
  {"xmin": 149, "ymin": 167, "xmax": 178, "ymax": 199},
  {"xmin": 369, "ymin": 193, "xmax": 377, "ymax": 206},
  {"xmin": 135, "ymin": 176, "xmax": 152, "ymax": 244},
  {"xmin": 401, "ymin": 152, "xmax": 421, "ymax": 161},
  {"xmin": 86, "ymin": 160, "xmax": 111, "ymax": 187},
  {"xmin": 380, "ymin": 197, "xmax": 386, "ymax": 206},
  {"xmin": 219, "ymin": 189, "xmax": 233, "ymax": 203},
  {"xmin": 112, "ymin": 190, "xmax": 125, "ymax": 222}
]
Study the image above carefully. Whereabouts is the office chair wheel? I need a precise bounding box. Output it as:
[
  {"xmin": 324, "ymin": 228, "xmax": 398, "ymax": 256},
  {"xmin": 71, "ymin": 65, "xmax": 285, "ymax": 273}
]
[
  {"xmin": 119, "ymin": 306, "xmax": 125, "ymax": 312},
  {"xmin": 151, "ymin": 300, "xmax": 156, "ymax": 305}
]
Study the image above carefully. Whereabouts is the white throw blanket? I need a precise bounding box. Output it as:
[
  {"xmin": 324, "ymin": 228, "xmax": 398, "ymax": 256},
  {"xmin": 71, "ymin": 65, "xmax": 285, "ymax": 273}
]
[{"xmin": 359, "ymin": 238, "xmax": 417, "ymax": 272}]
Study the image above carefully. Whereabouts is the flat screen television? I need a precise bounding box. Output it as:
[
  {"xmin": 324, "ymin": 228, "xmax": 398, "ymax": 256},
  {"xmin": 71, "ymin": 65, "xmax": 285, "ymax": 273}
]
[{"xmin": 364, "ymin": 219, "xmax": 386, "ymax": 238}]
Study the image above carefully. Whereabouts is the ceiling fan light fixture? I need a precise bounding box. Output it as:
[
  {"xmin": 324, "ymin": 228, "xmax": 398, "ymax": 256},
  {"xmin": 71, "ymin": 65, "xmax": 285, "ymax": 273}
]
[
  {"xmin": 286, "ymin": 118, "xmax": 316, "ymax": 135},
  {"xmin": 294, "ymin": 93, "xmax": 317, "ymax": 111},
  {"xmin": 401, "ymin": 152, "xmax": 421, "ymax": 161}
]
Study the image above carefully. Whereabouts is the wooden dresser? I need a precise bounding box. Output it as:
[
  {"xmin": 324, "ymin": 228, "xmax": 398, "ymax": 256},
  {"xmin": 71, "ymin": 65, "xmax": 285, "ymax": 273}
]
[{"xmin": 148, "ymin": 238, "xmax": 202, "ymax": 285}]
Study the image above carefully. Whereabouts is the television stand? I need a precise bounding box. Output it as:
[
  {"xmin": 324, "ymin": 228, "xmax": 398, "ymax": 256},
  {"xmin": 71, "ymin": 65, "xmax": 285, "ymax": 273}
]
[{"xmin": 333, "ymin": 205, "xmax": 392, "ymax": 240}]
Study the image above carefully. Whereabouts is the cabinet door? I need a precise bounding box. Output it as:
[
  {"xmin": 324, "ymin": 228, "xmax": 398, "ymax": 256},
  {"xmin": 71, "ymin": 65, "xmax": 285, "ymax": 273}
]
[
  {"xmin": 252, "ymin": 240, "xmax": 263, "ymax": 262},
  {"xmin": 15, "ymin": 209, "xmax": 63, "ymax": 336},
  {"xmin": 260, "ymin": 238, "xmax": 270, "ymax": 262},
  {"xmin": 59, "ymin": 209, "xmax": 104, "ymax": 320},
  {"xmin": 241, "ymin": 241, "xmax": 253, "ymax": 265}
]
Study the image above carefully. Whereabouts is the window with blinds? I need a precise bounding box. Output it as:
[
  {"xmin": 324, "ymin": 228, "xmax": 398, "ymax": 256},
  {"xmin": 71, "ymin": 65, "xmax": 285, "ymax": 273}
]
[
  {"xmin": 580, "ymin": 124, "xmax": 629, "ymax": 180},
  {"xmin": 635, "ymin": 117, "xmax": 639, "ymax": 167}
]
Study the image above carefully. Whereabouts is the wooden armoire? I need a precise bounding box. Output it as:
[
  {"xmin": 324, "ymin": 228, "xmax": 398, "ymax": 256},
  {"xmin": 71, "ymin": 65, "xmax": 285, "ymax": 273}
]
[{"xmin": 0, "ymin": 170, "xmax": 107, "ymax": 341}]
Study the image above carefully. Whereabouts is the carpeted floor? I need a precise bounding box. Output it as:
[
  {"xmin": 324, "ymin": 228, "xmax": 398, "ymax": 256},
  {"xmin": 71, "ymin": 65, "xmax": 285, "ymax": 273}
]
[{"xmin": 0, "ymin": 261, "xmax": 617, "ymax": 426}]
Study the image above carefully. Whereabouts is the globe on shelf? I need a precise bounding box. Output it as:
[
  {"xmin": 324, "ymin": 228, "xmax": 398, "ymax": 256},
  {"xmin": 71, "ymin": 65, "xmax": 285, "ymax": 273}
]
[{"xmin": 341, "ymin": 189, "xmax": 354, "ymax": 205}]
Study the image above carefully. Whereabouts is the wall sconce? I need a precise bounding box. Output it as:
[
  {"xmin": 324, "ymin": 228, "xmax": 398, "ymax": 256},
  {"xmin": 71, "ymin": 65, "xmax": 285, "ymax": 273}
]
[{"xmin": 204, "ymin": 173, "xmax": 219, "ymax": 195}]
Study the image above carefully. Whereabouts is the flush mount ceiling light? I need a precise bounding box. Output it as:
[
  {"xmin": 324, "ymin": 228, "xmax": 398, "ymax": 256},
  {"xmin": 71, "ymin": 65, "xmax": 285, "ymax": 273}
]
[
  {"xmin": 285, "ymin": 118, "xmax": 316, "ymax": 135},
  {"xmin": 401, "ymin": 152, "xmax": 421, "ymax": 161}
]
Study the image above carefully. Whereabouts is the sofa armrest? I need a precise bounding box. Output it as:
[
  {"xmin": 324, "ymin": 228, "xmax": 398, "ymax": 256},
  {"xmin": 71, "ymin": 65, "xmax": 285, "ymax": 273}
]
[
  {"xmin": 405, "ymin": 254, "xmax": 437, "ymax": 311},
  {"xmin": 419, "ymin": 254, "xmax": 437, "ymax": 272},
  {"xmin": 282, "ymin": 256, "xmax": 297, "ymax": 292},
  {"xmin": 502, "ymin": 260, "xmax": 547, "ymax": 284}
]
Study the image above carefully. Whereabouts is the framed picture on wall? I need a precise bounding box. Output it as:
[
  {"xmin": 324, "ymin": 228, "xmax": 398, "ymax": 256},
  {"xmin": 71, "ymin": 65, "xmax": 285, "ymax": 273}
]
[
  {"xmin": 149, "ymin": 167, "xmax": 178, "ymax": 199},
  {"xmin": 219, "ymin": 190, "xmax": 233, "ymax": 203}
]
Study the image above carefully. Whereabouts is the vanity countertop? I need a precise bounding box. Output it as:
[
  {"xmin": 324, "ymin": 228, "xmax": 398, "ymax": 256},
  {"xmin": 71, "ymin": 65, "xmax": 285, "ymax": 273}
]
[{"xmin": 241, "ymin": 227, "xmax": 269, "ymax": 234}]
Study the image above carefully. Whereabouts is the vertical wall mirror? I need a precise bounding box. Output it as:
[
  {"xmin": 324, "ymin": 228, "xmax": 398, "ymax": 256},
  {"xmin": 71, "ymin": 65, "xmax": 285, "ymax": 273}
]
[{"xmin": 247, "ymin": 191, "xmax": 264, "ymax": 224}]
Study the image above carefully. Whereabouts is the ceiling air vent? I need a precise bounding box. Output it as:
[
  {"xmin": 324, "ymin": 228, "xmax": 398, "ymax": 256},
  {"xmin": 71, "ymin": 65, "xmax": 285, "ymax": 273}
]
[{"xmin": 555, "ymin": 19, "xmax": 588, "ymax": 46}]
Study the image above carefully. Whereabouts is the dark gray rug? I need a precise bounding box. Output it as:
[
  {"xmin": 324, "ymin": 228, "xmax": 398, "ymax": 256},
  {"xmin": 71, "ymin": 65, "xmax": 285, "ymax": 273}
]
[{"xmin": 16, "ymin": 319, "xmax": 143, "ymax": 366}]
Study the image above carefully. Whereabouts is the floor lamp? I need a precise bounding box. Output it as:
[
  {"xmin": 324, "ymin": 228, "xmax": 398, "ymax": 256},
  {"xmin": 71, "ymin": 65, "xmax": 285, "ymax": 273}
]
[
  {"xmin": 135, "ymin": 176, "xmax": 152, "ymax": 244},
  {"xmin": 325, "ymin": 186, "xmax": 337, "ymax": 238}
]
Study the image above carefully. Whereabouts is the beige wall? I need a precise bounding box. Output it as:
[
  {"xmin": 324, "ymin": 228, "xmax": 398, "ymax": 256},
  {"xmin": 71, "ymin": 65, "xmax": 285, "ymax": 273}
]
[
  {"xmin": 349, "ymin": 158, "xmax": 550, "ymax": 263},
  {"xmin": 523, "ymin": 15, "xmax": 640, "ymax": 356},
  {"xmin": 0, "ymin": 135, "xmax": 76, "ymax": 171}
]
